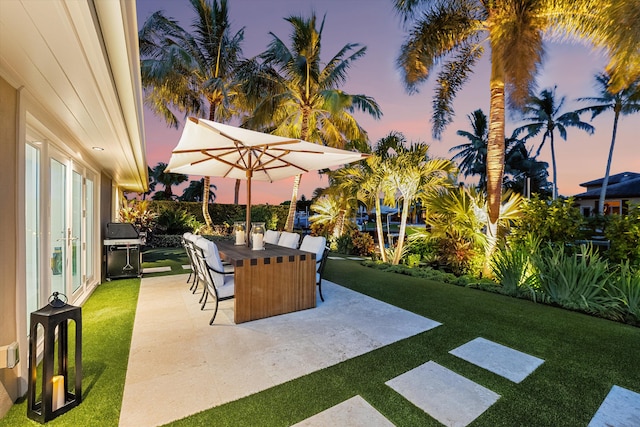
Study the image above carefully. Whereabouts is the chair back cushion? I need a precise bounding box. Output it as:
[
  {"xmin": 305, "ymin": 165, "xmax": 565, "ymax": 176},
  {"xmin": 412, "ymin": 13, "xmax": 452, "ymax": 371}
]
[
  {"xmin": 299, "ymin": 236, "xmax": 327, "ymax": 272},
  {"xmin": 277, "ymin": 231, "xmax": 300, "ymax": 249},
  {"xmin": 195, "ymin": 237, "xmax": 225, "ymax": 287},
  {"xmin": 264, "ymin": 229, "xmax": 280, "ymax": 245}
]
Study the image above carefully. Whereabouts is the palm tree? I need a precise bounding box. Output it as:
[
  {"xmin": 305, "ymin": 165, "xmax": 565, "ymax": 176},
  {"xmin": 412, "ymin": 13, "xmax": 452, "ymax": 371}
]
[
  {"xmin": 393, "ymin": 0, "xmax": 631, "ymax": 273},
  {"xmin": 503, "ymin": 139, "xmax": 552, "ymax": 198},
  {"xmin": 180, "ymin": 178, "xmax": 217, "ymax": 203},
  {"xmin": 139, "ymin": 0, "xmax": 247, "ymax": 226},
  {"xmin": 512, "ymin": 87, "xmax": 594, "ymax": 199},
  {"xmin": 247, "ymin": 13, "xmax": 382, "ymax": 232},
  {"xmin": 150, "ymin": 162, "xmax": 188, "ymax": 200},
  {"xmin": 334, "ymin": 132, "xmax": 406, "ymax": 261},
  {"xmin": 450, "ymin": 109, "xmax": 488, "ymax": 188},
  {"xmin": 381, "ymin": 144, "xmax": 456, "ymax": 265},
  {"xmin": 597, "ymin": 1, "xmax": 640, "ymax": 92},
  {"xmin": 577, "ymin": 73, "xmax": 640, "ymax": 214},
  {"xmin": 143, "ymin": 165, "xmax": 156, "ymax": 200}
]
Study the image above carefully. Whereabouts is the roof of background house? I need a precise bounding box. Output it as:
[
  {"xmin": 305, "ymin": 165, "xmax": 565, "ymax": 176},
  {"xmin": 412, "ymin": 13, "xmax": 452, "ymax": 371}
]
[
  {"xmin": 575, "ymin": 175, "xmax": 640, "ymax": 199},
  {"xmin": 579, "ymin": 172, "xmax": 640, "ymax": 188}
]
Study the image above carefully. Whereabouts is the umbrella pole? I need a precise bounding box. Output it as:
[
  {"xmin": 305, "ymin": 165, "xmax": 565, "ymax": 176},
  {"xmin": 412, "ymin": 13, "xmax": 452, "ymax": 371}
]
[{"xmin": 245, "ymin": 169, "xmax": 252, "ymax": 246}]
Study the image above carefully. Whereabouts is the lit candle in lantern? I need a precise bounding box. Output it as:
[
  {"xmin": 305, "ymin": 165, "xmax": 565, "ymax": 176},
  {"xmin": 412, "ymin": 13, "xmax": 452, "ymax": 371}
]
[
  {"xmin": 252, "ymin": 233, "xmax": 263, "ymax": 250},
  {"xmin": 52, "ymin": 375, "xmax": 65, "ymax": 411},
  {"xmin": 235, "ymin": 230, "xmax": 245, "ymax": 245}
]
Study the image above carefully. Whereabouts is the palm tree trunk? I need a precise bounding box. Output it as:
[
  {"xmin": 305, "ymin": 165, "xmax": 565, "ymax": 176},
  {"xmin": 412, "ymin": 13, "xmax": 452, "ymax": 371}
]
[
  {"xmin": 333, "ymin": 209, "xmax": 345, "ymax": 240},
  {"xmin": 550, "ymin": 134, "xmax": 558, "ymax": 199},
  {"xmin": 202, "ymin": 176, "xmax": 213, "ymax": 228},
  {"xmin": 285, "ymin": 109, "xmax": 310, "ymax": 232},
  {"xmin": 392, "ymin": 197, "xmax": 411, "ymax": 265},
  {"xmin": 484, "ymin": 60, "xmax": 506, "ymax": 277},
  {"xmin": 598, "ymin": 111, "xmax": 620, "ymax": 214},
  {"xmin": 234, "ymin": 179, "xmax": 240, "ymax": 205},
  {"xmin": 374, "ymin": 196, "xmax": 386, "ymax": 262},
  {"xmin": 284, "ymin": 174, "xmax": 301, "ymax": 232}
]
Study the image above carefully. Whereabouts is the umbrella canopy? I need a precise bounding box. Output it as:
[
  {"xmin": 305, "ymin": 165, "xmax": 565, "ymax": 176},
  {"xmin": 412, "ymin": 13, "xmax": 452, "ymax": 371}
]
[{"xmin": 165, "ymin": 117, "xmax": 368, "ymax": 245}]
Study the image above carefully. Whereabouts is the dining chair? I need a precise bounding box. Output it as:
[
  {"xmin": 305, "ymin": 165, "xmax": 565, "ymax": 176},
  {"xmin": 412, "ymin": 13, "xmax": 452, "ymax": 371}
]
[
  {"xmin": 194, "ymin": 238, "xmax": 235, "ymax": 325},
  {"xmin": 181, "ymin": 232, "xmax": 197, "ymax": 285},
  {"xmin": 264, "ymin": 229, "xmax": 280, "ymax": 245},
  {"xmin": 298, "ymin": 235, "xmax": 329, "ymax": 301},
  {"xmin": 277, "ymin": 231, "xmax": 300, "ymax": 249}
]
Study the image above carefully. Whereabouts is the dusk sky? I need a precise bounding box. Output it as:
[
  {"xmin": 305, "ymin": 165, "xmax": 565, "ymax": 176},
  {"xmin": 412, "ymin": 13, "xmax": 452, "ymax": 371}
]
[{"xmin": 136, "ymin": 0, "xmax": 638, "ymax": 205}]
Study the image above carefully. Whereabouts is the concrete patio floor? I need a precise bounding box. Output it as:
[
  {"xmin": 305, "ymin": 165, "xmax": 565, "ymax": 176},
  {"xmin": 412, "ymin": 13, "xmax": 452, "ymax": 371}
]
[{"xmin": 119, "ymin": 274, "xmax": 440, "ymax": 426}]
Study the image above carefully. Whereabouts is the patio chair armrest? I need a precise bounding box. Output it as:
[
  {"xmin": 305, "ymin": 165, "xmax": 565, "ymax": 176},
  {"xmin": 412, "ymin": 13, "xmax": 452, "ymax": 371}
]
[{"xmin": 205, "ymin": 262, "xmax": 234, "ymax": 275}]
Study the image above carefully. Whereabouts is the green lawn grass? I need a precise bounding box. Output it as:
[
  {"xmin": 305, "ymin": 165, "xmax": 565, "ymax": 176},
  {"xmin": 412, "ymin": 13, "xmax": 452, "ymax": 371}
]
[
  {"xmin": 3, "ymin": 250, "xmax": 638, "ymax": 426},
  {"xmin": 2, "ymin": 278, "xmax": 139, "ymax": 426}
]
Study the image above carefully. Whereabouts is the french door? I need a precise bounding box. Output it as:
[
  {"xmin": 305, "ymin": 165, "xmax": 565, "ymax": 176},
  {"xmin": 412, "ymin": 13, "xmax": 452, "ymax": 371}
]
[{"xmin": 48, "ymin": 150, "xmax": 95, "ymax": 301}]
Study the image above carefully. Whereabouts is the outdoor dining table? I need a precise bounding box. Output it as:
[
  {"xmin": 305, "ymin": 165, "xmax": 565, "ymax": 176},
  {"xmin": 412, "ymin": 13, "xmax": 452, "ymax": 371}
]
[{"xmin": 215, "ymin": 240, "xmax": 316, "ymax": 323}]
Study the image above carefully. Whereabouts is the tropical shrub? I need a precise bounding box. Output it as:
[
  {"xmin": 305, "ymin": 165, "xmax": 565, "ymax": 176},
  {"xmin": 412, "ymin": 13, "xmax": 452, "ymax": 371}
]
[
  {"xmin": 335, "ymin": 234, "xmax": 353, "ymax": 255},
  {"xmin": 609, "ymin": 262, "xmax": 640, "ymax": 323},
  {"xmin": 118, "ymin": 199, "xmax": 157, "ymax": 234},
  {"xmin": 350, "ymin": 230, "xmax": 375, "ymax": 256},
  {"xmin": 509, "ymin": 196, "xmax": 585, "ymax": 248},
  {"xmin": 491, "ymin": 243, "xmax": 538, "ymax": 299},
  {"xmin": 605, "ymin": 204, "xmax": 640, "ymax": 266},
  {"xmin": 531, "ymin": 244, "xmax": 613, "ymax": 316},
  {"xmin": 155, "ymin": 208, "xmax": 195, "ymax": 234}
]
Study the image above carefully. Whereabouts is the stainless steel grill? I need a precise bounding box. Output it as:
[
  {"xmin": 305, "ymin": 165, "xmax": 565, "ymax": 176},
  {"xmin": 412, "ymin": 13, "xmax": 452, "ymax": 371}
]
[{"xmin": 104, "ymin": 223, "xmax": 142, "ymax": 280}]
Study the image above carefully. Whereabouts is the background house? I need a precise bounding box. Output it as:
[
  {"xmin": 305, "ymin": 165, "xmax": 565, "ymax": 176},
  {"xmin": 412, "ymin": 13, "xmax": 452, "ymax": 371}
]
[
  {"xmin": 0, "ymin": 0, "xmax": 147, "ymax": 415},
  {"xmin": 574, "ymin": 172, "xmax": 640, "ymax": 216}
]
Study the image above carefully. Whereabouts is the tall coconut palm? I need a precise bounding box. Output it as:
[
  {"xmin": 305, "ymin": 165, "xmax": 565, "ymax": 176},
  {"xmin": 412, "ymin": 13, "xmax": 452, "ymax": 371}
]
[
  {"xmin": 247, "ymin": 13, "xmax": 382, "ymax": 232},
  {"xmin": 597, "ymin": 1, "xmax": 640, "ymax": 93},
  {"xmin": 450, "ymin": 109, "xmax": 488, "ymax": 188},
  {"xmin": 577, "ymin": 73, "xmax": 640, "ymax": 214},
  {"xmin": 381, "ymin": 144, "xmax": 456, "ymax": 265},
  {"xmin": 139, "ymin": 0, "xmax": 247, "ymax": 227},
  {"xmin": 393, "ymin": 0, "xmax": 630, "ymax": 274},
  {"xmin": 150, "ymin": 162, "xmax": 188, "ymax": 200},
  {"xmin": 512, "ymin": 87, "xmax": 594, "ymax": 199}
]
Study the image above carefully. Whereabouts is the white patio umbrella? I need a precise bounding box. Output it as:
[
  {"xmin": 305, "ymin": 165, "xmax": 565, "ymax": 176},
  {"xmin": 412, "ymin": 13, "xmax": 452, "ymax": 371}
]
[{"xmin": 165, "ymin": 117, "xmax": 368, "ymax": 245}]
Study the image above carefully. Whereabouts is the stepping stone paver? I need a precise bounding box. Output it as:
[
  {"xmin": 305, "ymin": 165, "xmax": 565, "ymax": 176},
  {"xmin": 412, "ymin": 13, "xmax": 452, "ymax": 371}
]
[
  {"xmin": 588, "ymin": 385, "xmax": 640, "ymax": 427},
  {"xmin": 292, "ymin": 395, "xmax": 394, "ymax": 427},
  {"xmin": 142, "ymin": 266, "xmax": 172, "ymax": 273},
  {"xmin": 328, "ymin": 256, "xmax": 345, "ymax": 260},
  {"xmin": 181, "ymin": 264, "xmax": 191, "ymax": 270},
  {"xmin": 449, "ymin": 337, "xmax": 544, "ymax": 383},
  {"xmin": 386, "ymin": 361, "xmax": 500, "ymax": 427}
]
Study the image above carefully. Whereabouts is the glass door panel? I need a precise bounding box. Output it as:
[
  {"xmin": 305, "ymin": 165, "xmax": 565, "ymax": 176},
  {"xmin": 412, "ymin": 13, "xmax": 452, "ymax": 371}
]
[
  {"xmin": 50, "ymin": 158, "xmax": 66, "ymax": 295},
  {"xmin": 25, "ymin": 143, "xmax": 40, "ymax": 332},
  {"xmin": 85, "ymin": 177, "xmax": 94, "ymax": 282},
  {"xmin": 71, "ymin": 170, "xmax": 82, "ymax": 292}
]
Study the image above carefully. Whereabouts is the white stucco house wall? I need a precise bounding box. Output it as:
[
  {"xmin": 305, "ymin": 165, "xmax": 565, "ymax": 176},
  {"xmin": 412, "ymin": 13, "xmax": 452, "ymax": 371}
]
[{"xmin": 0, "ymin": 0, "xmax": 147, "ymax": 415}]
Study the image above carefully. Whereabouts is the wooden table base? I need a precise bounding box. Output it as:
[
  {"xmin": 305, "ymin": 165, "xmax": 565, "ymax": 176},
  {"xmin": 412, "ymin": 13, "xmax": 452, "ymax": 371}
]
[{"xmin": 216, "ymin": 241, "xmax": 316, "ymax": 323}]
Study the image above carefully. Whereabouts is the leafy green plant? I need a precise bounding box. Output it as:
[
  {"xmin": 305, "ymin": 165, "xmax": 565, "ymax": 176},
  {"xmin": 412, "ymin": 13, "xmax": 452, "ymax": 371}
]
[
  {"xmin": 509, "ymin": 195, "xmax": 585, "ymax": 247},
  {"xmin": 609, "ymin": 262, "xmax": 640, "ymax": 323},
  {"xmin": 335, "ymin": 234, "xmax": 354, "ymax": 254},
  {"xmin": 118, "ymin": 199, "xmax": 157, "ymax": 233},
  {"xmin": 532, "ymin": 244, "xmax": 613, "ymax": 315},
  {"xmin": 605, "ymin": 203, "xmax": 640, "ymax": 266},
  {"xmin": 405, "ymin": 253, "xmax": 421, "ymax": 267},
  {"xmin": 491, "ymin": 243, "xmax": 538, "ymax": 298},
  {"xmin": 155, "ymin": 208, "xmax": 195, "ymax": 234},
  {"xmin": 350, "ymin": 230, "xmax": 375, "ymax": 256}
]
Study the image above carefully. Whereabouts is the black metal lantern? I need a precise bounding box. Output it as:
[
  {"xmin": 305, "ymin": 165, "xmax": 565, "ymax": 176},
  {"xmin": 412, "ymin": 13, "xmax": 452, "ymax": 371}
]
[{"xmin": 27, "ymin": 292, "xmax": 82, "ymax": 423}]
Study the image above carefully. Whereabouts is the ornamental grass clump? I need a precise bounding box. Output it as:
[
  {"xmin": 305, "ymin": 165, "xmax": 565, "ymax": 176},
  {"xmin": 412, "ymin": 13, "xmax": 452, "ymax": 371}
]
[
  {"xmin": 532, "ymin": 244, "xmax": 614, "ymax": 316},
  {"xmin": 491, "ymin": 244, "xmax": 539, "ymax": 299},
  {"xmin": 609, "ymin": 262, "xmax": 640, "ymax": 323}
]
